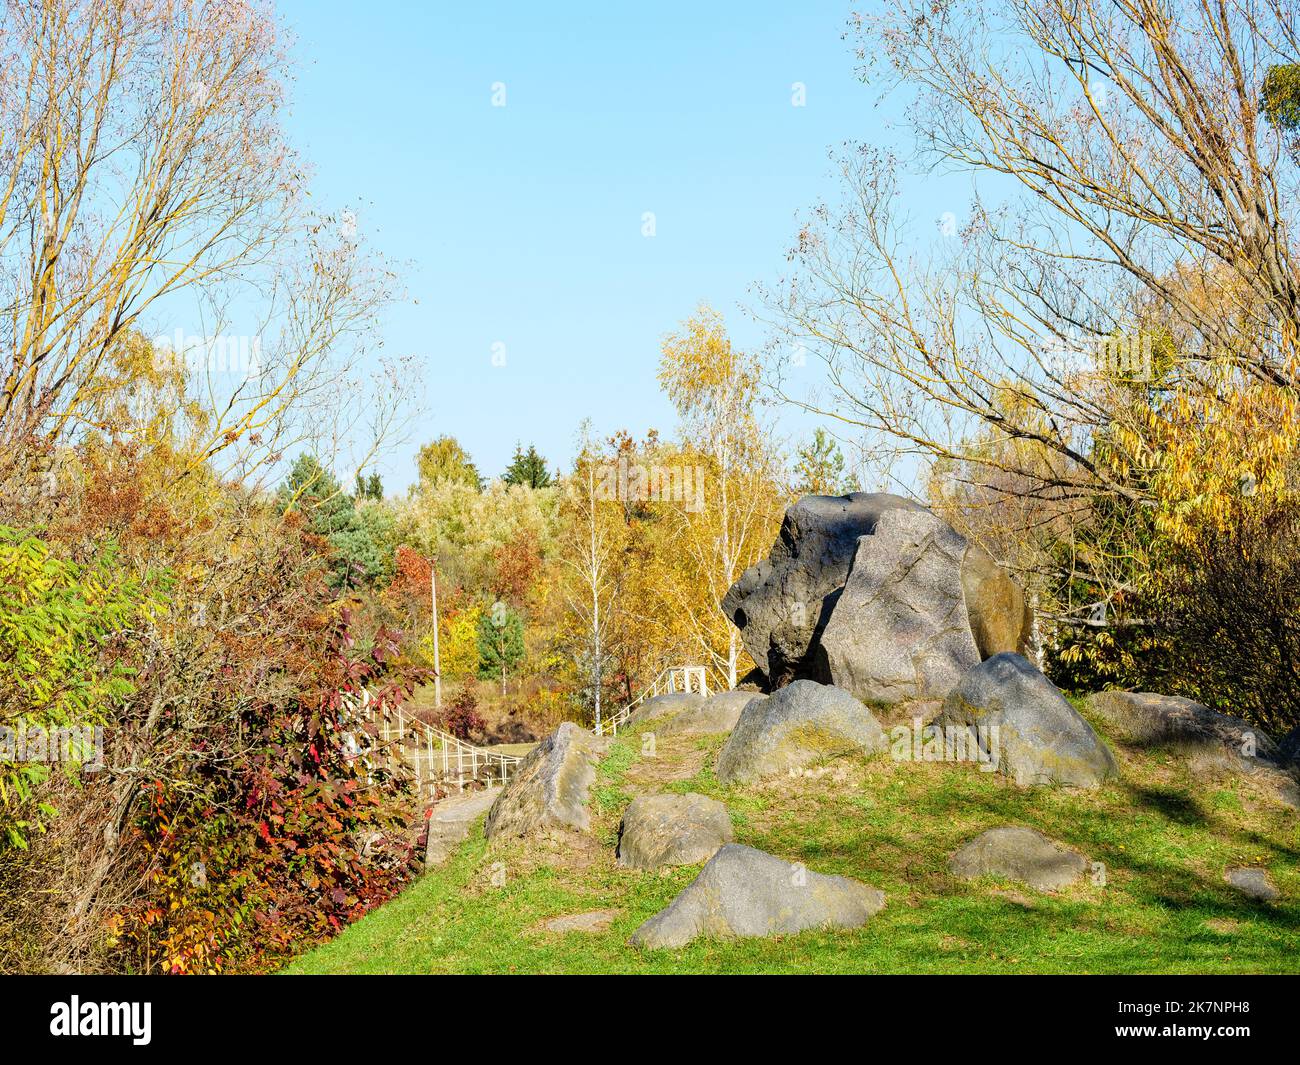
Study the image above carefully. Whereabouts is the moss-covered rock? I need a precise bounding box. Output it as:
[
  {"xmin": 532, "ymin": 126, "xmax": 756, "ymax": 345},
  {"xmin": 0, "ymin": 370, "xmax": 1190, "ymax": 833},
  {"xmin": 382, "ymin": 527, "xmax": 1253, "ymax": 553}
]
[
  {"xmin": 934, "ymin": 653, "xmax": 1117, "ymax": 788},
  {"xmin": 660, "ymin": 690, "xmax": 766, "ymax": 736},
  {"xmin": 716, "ymin": 679, "xmax": 886, "ymax": 784},
  {"xmin": 616, "ymin": 792, "xmax": 733, "ymax": 870},
  {"xmin": 949, "ymin": 825, "xmax": 1089, "ymax": 892}
]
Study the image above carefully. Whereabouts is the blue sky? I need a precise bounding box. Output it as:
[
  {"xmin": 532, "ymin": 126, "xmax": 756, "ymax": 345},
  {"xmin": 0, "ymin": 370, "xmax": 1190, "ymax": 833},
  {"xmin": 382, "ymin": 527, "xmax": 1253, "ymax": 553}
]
[{"xmin": 278, "ymin": 1, "xmax": 945, "ymax": 492}]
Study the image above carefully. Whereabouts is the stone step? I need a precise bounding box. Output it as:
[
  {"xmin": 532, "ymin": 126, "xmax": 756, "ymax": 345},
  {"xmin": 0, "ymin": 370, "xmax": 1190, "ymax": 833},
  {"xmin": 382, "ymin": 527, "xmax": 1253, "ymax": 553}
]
[{"xmin": 424, "ymin": 786, "xmax": 501, "ymax": 866}]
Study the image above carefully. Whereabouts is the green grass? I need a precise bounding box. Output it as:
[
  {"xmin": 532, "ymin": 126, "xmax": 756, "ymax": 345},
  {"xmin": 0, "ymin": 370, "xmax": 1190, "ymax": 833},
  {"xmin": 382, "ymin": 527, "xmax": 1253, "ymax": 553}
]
[{"xmin": 284, "ymin": 715, "xmax": 1300, "ymax": 974}]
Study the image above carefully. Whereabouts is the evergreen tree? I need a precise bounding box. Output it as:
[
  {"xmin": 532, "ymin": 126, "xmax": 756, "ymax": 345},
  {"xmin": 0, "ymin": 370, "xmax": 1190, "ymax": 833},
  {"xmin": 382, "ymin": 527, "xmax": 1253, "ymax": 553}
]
[
  {"xmin": 280, "ymin": 454, "xmax": 393, "ymax": 590},
  {"xmin": 476, "ymin": 602, "xmax": 526, "ymax": 694},
  {"xmin": 793, "ymin": 428, "xmax": 851, "ymax": 496},
  {"xmin": 502, "ymin": 443, "xmax": 552, "ymax": 488},
  {"xmin": 354, "ymin": 469, "xmax": 384, "ymax": 500}
]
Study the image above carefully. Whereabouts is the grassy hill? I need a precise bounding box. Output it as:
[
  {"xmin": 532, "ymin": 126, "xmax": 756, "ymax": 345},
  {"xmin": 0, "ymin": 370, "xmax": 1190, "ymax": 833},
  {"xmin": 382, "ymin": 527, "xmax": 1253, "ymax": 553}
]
[{"xmin": 285, "ymin": 704, "xmax": 1299, "ymax": 974}]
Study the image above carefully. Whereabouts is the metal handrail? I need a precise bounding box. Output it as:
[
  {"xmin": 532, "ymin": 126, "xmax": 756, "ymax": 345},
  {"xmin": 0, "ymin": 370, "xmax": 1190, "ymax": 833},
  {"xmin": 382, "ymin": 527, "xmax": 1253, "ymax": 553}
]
[
  {"xmin": 350, "ymin": 690, "xmax": 523, "ymax": 795},
  {"xmin": 594, "ymin": 665, "xmax": 710, "ymax": 737}
]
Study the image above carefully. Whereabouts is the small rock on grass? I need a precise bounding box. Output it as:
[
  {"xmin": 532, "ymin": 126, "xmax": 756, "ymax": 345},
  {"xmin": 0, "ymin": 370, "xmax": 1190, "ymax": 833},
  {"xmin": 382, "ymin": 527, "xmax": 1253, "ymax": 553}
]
[
  {"xmin": 660, "ymin": 690, "xmax": 765, "ymax": 735},
  {"xmin": 949, "ymin": 825, "xmax": 1090, "ymax": 892},
  {"xmin": 616, "ymin": 793, "xmax": 733, "ymax": 870},
  {"xmin": 625, "ymin": 692, "xmax": 704, "ymax": 729},
  {"xmin": 1224, "ymin": 867, "xmax": 1279, "ymax": 902},
  {"xmin": 716, "ymin": 680, "xmax": 886, "ymax": 784},
  {"xmin": 542, "ymin": 910, "xmax": 619, "ymax": 934}
]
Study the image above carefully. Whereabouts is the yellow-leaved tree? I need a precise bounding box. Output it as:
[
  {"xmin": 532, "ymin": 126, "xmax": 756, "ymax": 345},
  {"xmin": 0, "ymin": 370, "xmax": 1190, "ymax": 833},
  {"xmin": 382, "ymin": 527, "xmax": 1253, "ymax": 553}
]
[{"xmin": 657, "ymin": 306, "xmax": 785, "ymax": 689}]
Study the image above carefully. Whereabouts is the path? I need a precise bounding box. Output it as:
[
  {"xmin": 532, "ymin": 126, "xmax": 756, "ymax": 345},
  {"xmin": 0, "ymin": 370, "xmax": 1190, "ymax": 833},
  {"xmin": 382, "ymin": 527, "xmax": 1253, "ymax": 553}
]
[{"xmin": 424, "ymin": 786, "xmax": 501, "ymax": 865}]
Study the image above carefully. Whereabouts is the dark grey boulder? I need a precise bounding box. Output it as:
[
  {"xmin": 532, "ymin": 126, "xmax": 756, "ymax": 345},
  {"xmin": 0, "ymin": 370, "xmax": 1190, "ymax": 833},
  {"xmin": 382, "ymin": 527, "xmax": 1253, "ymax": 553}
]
[
  {"xmin": 722, "ymin": 493, "xmax": 927, "ymax": 687},
  {"xmin": 1225, "ymin": 867, "xmax": 1279, "ymax": 902},
  {"xmin": 484, "ymin": 722, "xmax": 608, "ymax": 839},
  {"xmin": 933, "ymin": 653, "xmax": 1117, "ymax": 788},
  {"xmin": 949, "ymin": 826, "xmax": 1090, "ymax": 892},
  {"xmin": 1084, "ymin": 691, "xmax": 1281, "ymax": 767},
  {"xmin": 716, "ymin": 680, "xmax": 887, "ymax": 784},
  {"xmin": 616, "ymin": 793, "xmax": 733, "ymax": 870},
  {"xmin": 1279, "ymin": 725, "xmax": 1300, "ymax": 766},
  {"xmin": 629, "ymin": 844, "xmax": 885, "ymax": 949},
  {"xmin": 660, "ymin": 690, "xmax": 765, "ymax": 735},
  {"xmin": 723, "ymin": 493, "xmax": 1030, "ymax": 701},
  {"xmin": 815, "ymin": 508, "xmax": 982, "ymax": 705}
]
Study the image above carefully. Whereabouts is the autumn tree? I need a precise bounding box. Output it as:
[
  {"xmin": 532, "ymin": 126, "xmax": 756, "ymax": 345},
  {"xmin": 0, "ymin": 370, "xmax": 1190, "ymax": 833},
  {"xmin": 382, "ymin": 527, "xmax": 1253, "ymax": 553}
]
[
  {"xmin": 417, "ymin": 436, "xmax": 483, "ymax": 491},
  {"xmin": 392, "ymin": 475, "xmax": 558, "ymax": 596},
  {"xmin": 768, "ymin": 0, "xmax": 1300, "ymax": 703},
  {"xmin": 0, "ymin": 0, "xmax": 410, "ymax": 491},
  {"xmin": 658, "ymin": 306, "xmax": 784, "ymax": 689},
  {"xmin": 555, "ymin": 431, "xmax": 625, "ymax": 726},
  {"xmin": 0, "ymin": 0, "xmax": 419, "ymax": 974},
  {"xmin": 491, "ymin": 528, "xmax": 542, "ymax": 608},
  {"xmin": 774, "ymin": 0, "xmax": 1300, "ymax": 515}
]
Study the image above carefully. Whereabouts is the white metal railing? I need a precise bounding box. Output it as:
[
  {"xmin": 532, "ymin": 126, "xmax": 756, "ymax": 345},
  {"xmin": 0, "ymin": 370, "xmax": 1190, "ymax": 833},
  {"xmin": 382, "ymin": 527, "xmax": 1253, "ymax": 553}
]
[
  {"xmin": 593, "ymin": 665, "xmax": 709, "ymax": 737},
  {"xmin": 347, "ymin": 690, "xmax": 523, "ymax": 799}
]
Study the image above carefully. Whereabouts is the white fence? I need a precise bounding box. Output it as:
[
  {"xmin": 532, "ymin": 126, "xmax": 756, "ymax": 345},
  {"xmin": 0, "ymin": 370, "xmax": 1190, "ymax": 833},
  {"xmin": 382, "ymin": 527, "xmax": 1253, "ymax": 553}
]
[{"xmin": 347, "ymin": 690, "xmax": 522, "ymax": 799}]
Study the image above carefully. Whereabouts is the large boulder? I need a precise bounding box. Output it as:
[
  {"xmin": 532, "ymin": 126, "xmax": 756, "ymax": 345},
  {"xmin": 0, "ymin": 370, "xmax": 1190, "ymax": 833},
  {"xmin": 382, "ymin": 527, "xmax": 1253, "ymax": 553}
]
[
  {"xmin": 483, "ymin": 722, "xmax": 608, "ymax": 839},
  {"xmin": 716, "ymin": 680, "xmax": 887, "ymax": 784},
  {"xmin": 1279, "ymin": 725, "xmax": 1300, "ymax": 767},
  {"xmin": 660, "ymin": 690, "xmax": 766, "ymax": 735},
  {"xmin": 815, "ymin": 508, "xmax": 982, "ymax": 705},
  {"xmin": 629, "ymin": 844, "xmax": 885, "ymax": 950},
  {"xmin": 624, "ymin": 692, "xmax": 704, "ymax": 730},
  {"xmin": 933, "ymin": 653, "xmax": 1117, "ymax": 788},
  {"xmin": 949, "ymin": 826, "xmax": 1090, "ymax": 892},
  {"xmin": 1084, "ymin": 691, "xmax": 1281, "ymax": 768},
  {"xmin": 723, "ymin": 493, "xmax": 926, "ymax": 687},
  {"xmin": 723, "ymin": 493, "xmax": 1030, "ymax": 703},
  {"xmin": 616, "ymin": 793, "xmax": 733, "ymax": 870}
]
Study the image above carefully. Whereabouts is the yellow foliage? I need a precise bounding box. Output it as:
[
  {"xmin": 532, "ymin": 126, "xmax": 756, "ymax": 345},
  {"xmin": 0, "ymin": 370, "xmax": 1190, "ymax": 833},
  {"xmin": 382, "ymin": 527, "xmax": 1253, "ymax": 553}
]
[
  {"xmin": 1125, "ymin": 358, "xmax": 1300, "ymax": 546},
  {"xmin": 419, "ymin": 605, "xmax": 481, "ymax": 682}
]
